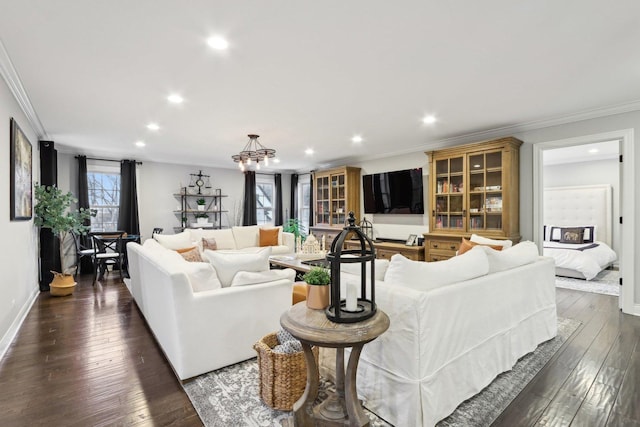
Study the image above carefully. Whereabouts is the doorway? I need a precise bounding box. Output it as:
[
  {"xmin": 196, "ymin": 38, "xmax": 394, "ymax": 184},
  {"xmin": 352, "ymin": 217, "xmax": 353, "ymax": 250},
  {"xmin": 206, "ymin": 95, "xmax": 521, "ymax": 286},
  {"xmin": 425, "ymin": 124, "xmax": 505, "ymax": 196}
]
[{"xmin": 532, "ymin": 129, "xmax": 635, "ymax": 315}]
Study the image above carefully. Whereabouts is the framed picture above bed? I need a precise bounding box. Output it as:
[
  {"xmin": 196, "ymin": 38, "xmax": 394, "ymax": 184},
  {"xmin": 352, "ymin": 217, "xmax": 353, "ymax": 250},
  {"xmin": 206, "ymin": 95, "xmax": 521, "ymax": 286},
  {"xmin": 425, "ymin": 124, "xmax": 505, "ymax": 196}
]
[{"xmin": 9, "ymin": 118, "xmax": 32, "ymax": 221}]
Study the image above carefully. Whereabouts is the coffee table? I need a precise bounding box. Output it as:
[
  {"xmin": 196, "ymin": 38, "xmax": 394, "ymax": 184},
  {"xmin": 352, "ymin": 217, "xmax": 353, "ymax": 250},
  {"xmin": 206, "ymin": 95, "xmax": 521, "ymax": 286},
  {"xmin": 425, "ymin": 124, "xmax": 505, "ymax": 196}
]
[{"xmin": 270, "ymin": 255, "xmax": 329, "ymax": 280}]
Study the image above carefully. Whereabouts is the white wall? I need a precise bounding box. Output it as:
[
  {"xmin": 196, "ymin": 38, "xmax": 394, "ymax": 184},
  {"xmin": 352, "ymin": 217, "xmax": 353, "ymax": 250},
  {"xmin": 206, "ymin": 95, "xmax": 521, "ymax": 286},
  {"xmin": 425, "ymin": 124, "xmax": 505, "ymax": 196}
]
[
  {"xmin": 0, "ymin": 76, "xmax": 40, "ymax": 357},
  {"xmin": 543, "ymin": 158, "xmax": 620, "ymax": 257}
]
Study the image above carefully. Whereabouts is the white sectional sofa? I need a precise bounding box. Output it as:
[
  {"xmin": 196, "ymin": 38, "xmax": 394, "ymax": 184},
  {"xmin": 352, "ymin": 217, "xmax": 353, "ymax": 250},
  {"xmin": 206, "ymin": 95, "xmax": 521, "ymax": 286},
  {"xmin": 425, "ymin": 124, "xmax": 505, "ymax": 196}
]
[
  {"xmin": 330, "ymin": 242, "xmax": 557, "ymax": 427},
  {"xmin": 153, "ymin": 225, "xmax": 295, "ymax": 255},
  {"xmin": 126, "ymin": 237, "xmax": 295, "ymax": 380}
]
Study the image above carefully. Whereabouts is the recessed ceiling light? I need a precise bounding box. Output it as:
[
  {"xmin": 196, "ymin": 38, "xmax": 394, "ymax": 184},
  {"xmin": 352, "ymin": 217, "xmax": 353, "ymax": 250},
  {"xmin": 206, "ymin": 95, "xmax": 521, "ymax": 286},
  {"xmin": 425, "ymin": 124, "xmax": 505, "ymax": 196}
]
[
  {"xmin": 135, "ymin": 141, "xmax": 146, "ymax": 147},
  {"xmin": 351, "ymin": 135, "xmax": 363, "ymax": 143},
  {"xmin": 588, "ymin": 148, "xmax": 599, "ymax": 154},
  {"xmin": 147, "ymin": 122, "xmax": 160, "ymax": 131},
  {"xmin": 422, "ymin": 115, "xmax": 437, "ymax": 125},
  {"xmin": 207, "ymin": 36, "xmax": 229, "ymax": 50},
  {"xmin": 273, "ymin": 158, "xmax": 281, "ymax": 163},
  {"xmin": 305, "ymin": 148, "xmax": 314, "ymax": 155},
  {"xmin": 167, "ymin": 94, "xmax": 184, "ymax": 104}
]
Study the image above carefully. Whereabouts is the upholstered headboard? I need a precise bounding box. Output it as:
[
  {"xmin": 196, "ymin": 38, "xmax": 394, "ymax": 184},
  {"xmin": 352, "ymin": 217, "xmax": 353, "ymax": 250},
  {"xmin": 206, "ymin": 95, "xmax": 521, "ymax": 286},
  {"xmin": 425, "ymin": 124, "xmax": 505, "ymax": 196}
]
[{"xmin": 543, "ymin": 185, "xmax": 612, "ymax": 246}]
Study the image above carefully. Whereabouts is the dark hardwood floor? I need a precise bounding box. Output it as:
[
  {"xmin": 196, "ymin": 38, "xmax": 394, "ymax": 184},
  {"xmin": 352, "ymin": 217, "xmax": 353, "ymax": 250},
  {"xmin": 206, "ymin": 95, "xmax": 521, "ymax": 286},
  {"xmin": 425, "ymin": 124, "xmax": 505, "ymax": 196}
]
[{"xmin": 0, "ymin": 275, "xmax": 638, "ymax": 426}]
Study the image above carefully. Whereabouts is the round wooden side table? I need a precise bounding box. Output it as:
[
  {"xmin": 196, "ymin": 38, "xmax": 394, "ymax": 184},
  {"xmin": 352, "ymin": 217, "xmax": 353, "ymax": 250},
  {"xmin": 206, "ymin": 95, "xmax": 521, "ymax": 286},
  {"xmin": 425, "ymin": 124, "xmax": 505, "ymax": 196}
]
[{"xmin": 280, "ymin": 302, "xmax": 390, "ymax": 427}]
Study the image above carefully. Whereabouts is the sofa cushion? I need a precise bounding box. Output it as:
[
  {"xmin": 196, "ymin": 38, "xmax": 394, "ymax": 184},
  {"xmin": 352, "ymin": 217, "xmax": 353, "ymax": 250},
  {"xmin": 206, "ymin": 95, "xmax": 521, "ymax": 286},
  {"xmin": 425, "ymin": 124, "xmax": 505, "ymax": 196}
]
[
  {"xmin": 232, "ymin": 226, "xmax": 260, "ymax": 249},
  {"xmin": 153, "ymin": 247, "xmax": 222, "ymax": 292},
  {"xmin": 190, "ymin": 228, "xmax": 236, "ymax": 250},
  {"xmin": 261, "ymin": 225, "xmax": 283, "ymax": 245},
  {"xmin": 176, "ymin": 246, "xmax": 204, "ymax": 262},
  {"xmin": 458, "ymin": 237, "xmax": 504, "ymax": 255},
  {"xmin": 270, "ymin": 245, "xmax": 293, "ymax": 255},
  {"xmin": 384, "ymin": 248, "xmax": 489, "ymax": 292},
  {"xmin": 154, "ymin": 230, "xmax": 193, "ymax": 250},
  {"xmin": 340, "ymin": 258, "xmax": 389, "ymax": 281},
  {"xmin": 478, "ymin": 241, "xmax": 539, "ymax": 273},
  {"xmin": 230, "ymin": 268, "xmax": 295, "ymax": 287},
  {"xmin": 202, "ymin": 237, "xmax": 217, "ymax": 251},
  {"xmin": 203, "ymin": 247, "xmax": 272, "ymax": 287},
  {"xmin": 259, "ymin": 228, "xmax": 280, "ymax": 247},
  {"xmin": 470, "ymin": 233, "xmax": 512, "ymax": 249}
]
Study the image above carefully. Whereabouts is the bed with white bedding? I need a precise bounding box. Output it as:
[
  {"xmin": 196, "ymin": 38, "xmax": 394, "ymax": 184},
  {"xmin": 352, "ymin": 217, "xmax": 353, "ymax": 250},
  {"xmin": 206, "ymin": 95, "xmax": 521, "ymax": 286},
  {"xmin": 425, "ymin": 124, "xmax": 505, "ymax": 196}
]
[{"xmin": 543, "ymin": 185, "xmax": 617, "ymax": 280}]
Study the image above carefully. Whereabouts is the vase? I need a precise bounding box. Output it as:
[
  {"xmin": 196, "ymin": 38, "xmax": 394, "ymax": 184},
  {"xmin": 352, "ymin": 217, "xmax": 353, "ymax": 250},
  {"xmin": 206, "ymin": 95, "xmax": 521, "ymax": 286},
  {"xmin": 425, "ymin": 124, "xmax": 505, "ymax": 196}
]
[
  {"xmin": 198, "ymin": 205, "xmax": 205, "ymax": 211},
  {"xmin": 306, "ymin": 284, "xmax": 329, "ymax": 310},
  {"xmin": 50, "ymin": 272, "xmax": 76, "ymax": 297},
  {"xmin": 197, "ymin": 217, "xmax": 208, "ymax": 225}
]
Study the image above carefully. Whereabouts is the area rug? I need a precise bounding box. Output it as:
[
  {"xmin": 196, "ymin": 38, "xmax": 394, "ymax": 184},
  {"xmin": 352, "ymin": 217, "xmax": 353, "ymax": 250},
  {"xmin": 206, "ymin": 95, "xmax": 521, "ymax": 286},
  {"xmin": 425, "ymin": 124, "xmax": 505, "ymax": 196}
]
[
  {"xmin": 555, "ymin": 269, "xmax": 619, "ymax": 296},
  {"xmin": 183, "ymin": 317, "xmax": 580, "ymax": 427}
]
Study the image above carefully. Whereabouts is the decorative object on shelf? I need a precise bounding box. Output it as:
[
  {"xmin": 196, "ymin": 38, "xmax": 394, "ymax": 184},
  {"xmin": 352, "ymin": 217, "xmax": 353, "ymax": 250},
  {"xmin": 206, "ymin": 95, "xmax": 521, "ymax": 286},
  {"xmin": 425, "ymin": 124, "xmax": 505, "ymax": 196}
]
[
  {"xmin": 405, "ymin": 234, "xmax": 417, "ymax": 246},
  {"xmin": 326, "ymin": 211, "xmax": 377, "ymax": 323},
  {"xmin": 195, "ymin": 213, "xmax": 209, "ymax": 225},
  {"xmin": 231, "ymin": 134, "xmax": 276, "ymax": 171},
  {"xmin": 302, "ymin": 267, "xmax": 330, "ymax": 310},
  {"xmin": 196, "ymin": 198, "xmax": 206, "ymax": 211},
  {"xmin": 188, "ymin": 170, "xmax": 212, "ymax": 195},
  {"xmin": 360, "ymin": 216, "xmax": 373, "ymax": 240}
]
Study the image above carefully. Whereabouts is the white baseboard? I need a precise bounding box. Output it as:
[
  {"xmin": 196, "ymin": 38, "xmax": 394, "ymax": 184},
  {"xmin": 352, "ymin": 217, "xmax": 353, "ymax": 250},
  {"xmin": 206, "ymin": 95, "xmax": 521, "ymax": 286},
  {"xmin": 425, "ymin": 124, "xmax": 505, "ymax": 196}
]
[{"xmin": 0, "ymin": 287, "xmax": 39, "ymax": 361}]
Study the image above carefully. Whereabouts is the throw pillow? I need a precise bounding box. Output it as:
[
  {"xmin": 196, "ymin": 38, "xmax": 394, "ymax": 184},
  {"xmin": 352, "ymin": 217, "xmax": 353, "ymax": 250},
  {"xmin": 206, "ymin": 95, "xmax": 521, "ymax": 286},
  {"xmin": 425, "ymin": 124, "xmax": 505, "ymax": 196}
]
[
  {"xmin": 202, "ymin": 237, "xmax": 217, "ymax": 251},
  {"xmin": 190, "ymin": 228, "xmax": 237, "ymax": 250},
  {"xmin": 470, "ymin": 233, "xmax": 512, "ymax": 249},
  {"xmin": 203, "ymin": 247, "xmax": 272, "ymax": 287},
  {"xmin": 457, "ymin": 237, "xmax": 504, "ymax": 255},
  {"xmin": 230, "ymin": 268, "xmax": 295, "ymax": 287},
  {"xmin": 340, "ymin": 258, "xmax": 389, "ymax": 281},
  {"xmin": 259, "ymin": 227, "xmax": 280, "ymax": 247},
  {"xmin": 477, "ymin": 241, "xmax": 539, "ymax": 273},
  {"xmin": 232, "ymin": 225, "xmax": 260, "ymax": 249},
  {"xmin": 176, "ymin": 246, "xmax": 204, "ymax": 262},
  {"xmin": 559, "ymin": 227, "xmax": 585, "ymax": 244},
  {"xmin": 383, "ymin": 249, "xmax": 489, "ymax": 292},
  {"xmin": 180, "ymin": 262, "xmax": 223, "ymax": 292},
  {"xmin": 154, "ymin": 230, "xmax": 193, "ymax": 250}
]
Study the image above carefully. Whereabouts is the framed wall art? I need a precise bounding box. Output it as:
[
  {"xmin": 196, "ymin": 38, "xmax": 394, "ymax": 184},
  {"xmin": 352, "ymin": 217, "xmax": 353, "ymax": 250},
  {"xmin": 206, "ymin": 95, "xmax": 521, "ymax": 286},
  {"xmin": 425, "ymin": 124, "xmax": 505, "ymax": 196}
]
[{"xmin": 10, "ymin": 118, "xmax": 32, "ymax": 220}]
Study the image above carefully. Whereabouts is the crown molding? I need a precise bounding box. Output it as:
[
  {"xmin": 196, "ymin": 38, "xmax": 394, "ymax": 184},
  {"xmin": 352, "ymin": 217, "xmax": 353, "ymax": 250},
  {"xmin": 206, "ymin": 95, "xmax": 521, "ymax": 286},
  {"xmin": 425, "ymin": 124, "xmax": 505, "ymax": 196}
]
[{"xmin": 0, "ymin": 39, "xmax": 47, "ymax": 139}]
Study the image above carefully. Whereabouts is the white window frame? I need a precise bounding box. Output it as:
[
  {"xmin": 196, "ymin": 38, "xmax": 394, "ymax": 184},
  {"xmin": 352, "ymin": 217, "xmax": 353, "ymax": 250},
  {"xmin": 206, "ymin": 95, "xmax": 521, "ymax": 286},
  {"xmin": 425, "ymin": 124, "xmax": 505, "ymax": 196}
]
[{"xmin": 87, "ymin": 162, "xmax": 121, "ymax": 232}]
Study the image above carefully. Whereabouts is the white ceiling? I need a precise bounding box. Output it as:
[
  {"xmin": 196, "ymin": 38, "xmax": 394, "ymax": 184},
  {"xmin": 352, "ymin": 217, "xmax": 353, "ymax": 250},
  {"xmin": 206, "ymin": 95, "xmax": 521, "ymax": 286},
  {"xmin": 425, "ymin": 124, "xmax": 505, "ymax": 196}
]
[
  {"xmin": 1, "ymin": 1, "xmax": 640, "ymax": 172},
  {"xmin": 543, "ymin": 140, "xmax": 619, "ymax": 166}
]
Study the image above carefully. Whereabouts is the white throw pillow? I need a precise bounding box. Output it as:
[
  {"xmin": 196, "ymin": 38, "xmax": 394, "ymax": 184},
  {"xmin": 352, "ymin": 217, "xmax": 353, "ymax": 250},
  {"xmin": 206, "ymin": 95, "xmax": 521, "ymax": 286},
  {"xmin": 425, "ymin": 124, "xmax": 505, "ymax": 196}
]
[
  {"xmin": 340, "ymin": 258, "xmax": 389, "ymax": 281},
  {"xmin": 142, "ymin": 238, "xmax": 167, "ymax": 252},
  {"xmin": 230, "ymin": 268, "xmax": 295, "ymax": 287},
  {"xmin": 470, "ymin": 233, "xmax": 512, "ymax": 249},
  {"xmin": 478, "ymin": 241, "xmax": 539, "ymax": 273},
  {"xmin": 154, "ymin": 230, "xmax": 194, "ymax": 250},
  {"xmin": 232, "ymin": 226, "xmax": 260, "ymax": 249},
  {"xmin": 152, "ymin": 247, "xmax": 222, "ymax": 292},
  {"xmin": 203, "ymin": 247, "xmax": 272, "ymax": 287},
  {"xmin": 189, "ymin": 228, "xmax": 237, "ymax": 250},
  {"xmin": 384, "ymin": 249, "xmax": 489, "ymax": 292}
]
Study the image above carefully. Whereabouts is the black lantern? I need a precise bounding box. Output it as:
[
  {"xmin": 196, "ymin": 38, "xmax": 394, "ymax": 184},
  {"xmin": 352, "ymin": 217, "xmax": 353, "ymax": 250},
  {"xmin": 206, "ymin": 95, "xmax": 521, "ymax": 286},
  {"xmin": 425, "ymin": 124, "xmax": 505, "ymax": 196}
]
[
  {"xmin": 360, "ymin": 216, "xmax": 373, "ymax": 240},
  {"xmin": 326, "ymin": 211, "xmax": 377, "ymax": 323}
]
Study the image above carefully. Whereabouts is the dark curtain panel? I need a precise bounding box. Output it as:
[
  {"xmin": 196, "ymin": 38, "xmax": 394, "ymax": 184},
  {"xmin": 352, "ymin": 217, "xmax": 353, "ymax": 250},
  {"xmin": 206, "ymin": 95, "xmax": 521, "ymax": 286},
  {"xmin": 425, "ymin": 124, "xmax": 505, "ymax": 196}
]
[
  {"xmin": 77, "ymin": 156, "xmax": 93, "ymax": 273},
  {"xmin": 308, "ymin": 172, "xmax": 314, "ymax": 227},
  {"xmin": 118, "ymin": 160, "xmax": 140, "ymax": 235},
  {"xmin": 242, "ymin": 171, "xmax": 257, "ymax": 226},
  {"xmin": 290, "ymin": 174, "xmax": 298, "ymax": 220},
  {"xmin": 274, "ymin": 173, "xmax": 283, "ymax": 226}
]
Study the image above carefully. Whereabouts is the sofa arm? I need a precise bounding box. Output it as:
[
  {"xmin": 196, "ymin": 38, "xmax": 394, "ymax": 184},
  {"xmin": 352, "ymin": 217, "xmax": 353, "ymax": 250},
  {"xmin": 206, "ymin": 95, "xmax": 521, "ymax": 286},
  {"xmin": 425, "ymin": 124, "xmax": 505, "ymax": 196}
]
[{"xmin": 282, "ymin": 231, "xmax": 295, "ymax": 252}]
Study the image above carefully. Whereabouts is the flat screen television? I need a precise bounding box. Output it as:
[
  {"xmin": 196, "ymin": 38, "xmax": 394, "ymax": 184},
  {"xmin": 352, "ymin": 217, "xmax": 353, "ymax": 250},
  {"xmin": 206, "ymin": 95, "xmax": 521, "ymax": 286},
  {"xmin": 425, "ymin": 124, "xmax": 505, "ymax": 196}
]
[{"xmin": 363, "ymin": 168, "xmax": 424, "ymax": 214}]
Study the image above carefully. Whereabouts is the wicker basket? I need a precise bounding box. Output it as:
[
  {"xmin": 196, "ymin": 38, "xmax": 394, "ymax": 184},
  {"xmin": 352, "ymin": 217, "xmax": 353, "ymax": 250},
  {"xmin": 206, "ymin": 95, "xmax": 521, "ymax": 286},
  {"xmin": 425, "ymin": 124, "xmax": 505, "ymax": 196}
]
[{"xmin": 253, "ymin": 332, "xmax": 319, "ymax": 411}]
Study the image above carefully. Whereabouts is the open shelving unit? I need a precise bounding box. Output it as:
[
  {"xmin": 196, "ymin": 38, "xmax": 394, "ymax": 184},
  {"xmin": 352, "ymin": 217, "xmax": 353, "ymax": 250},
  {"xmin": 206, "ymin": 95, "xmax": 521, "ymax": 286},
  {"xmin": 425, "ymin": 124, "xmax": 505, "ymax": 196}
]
[{"xmin": 173, "ymin": 188, "xmax": 228, "ymax": 231}]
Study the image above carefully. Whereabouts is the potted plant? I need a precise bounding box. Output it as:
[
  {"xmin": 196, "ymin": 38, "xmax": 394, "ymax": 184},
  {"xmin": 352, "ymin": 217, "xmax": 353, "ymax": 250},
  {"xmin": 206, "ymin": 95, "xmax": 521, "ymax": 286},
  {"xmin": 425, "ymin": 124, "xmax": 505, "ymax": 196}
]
[
  {"xmin": 195, "ymin": 212, "xmax": 209, "ymax": 225},
  {"xmin": 284, "ymin": 218, "xmax": 307, "ymax": 242},
  {"xmin": 196, "ymin": 198, "xmax": 206, "ymax": 211},
  {"xmin": 34, "ymin": 184, "xmax": 94, "ymax": 296},
  {"xmin": 302, "ymin": 267, "xmax": 330, "ymax": 309}
]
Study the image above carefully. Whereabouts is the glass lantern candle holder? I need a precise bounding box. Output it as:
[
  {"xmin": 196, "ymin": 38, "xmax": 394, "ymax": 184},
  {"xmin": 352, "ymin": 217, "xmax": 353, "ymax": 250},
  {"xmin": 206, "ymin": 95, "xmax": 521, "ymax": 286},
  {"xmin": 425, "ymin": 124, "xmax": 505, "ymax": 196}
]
[{"xmin": 325, "ymin": 211, "xmax": 377, "ymax": 323}]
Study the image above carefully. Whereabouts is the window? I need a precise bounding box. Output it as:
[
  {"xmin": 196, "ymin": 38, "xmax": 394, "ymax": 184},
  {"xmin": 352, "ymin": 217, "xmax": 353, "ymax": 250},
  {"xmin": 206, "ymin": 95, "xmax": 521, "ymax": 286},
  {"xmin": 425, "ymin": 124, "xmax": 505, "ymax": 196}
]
[
  {"xmin": 256, "ymin": 180, "xmax": 274, "ymax": 225},
  {"xmin": 297, "ymin": 179, "xmax": 311, "ymax": 232},
  {"xmin": 88, "ymin": 171, "xmax": 121, "ymax": 232}
]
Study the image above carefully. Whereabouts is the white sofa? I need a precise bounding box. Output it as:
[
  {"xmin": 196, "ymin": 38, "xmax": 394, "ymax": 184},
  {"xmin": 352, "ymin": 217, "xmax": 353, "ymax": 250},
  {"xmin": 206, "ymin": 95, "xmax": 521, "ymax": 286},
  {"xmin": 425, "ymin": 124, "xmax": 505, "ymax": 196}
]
[
  {"xmin": 331, "ymin": 242, "xmax": 557, "ymax": 427},
  {"xmin": 153, "ymin": 225, "xmax": 295, "ymax": 255},
  {"xmin": 126, "ymin": 238, "xmax": 295, "ymax": 380}
]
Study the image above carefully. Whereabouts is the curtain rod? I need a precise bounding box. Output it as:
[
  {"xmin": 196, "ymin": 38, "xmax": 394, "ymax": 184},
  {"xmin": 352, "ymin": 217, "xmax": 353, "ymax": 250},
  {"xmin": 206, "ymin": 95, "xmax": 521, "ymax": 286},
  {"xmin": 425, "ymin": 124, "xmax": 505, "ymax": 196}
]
[{"xmin": 75, "ymin": 155, "xmax": 142, "ymax": 165}]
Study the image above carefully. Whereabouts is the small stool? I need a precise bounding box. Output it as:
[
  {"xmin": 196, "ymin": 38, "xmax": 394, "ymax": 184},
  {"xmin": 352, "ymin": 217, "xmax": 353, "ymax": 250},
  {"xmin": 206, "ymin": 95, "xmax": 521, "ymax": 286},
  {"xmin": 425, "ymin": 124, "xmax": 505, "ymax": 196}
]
[{"xmin": 292, "ymin": 282, "xmax": 307, "ymax": 305}]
